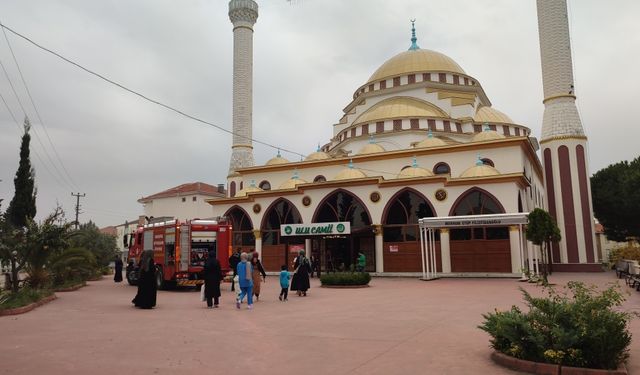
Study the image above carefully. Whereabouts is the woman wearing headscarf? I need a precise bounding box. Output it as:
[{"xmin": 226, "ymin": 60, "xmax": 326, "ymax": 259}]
[
  {"xmin": 236, "ymin": 252, "xmax": 254, "ymax": 309},
  {"xmin": 202, "ymin": 251, "xmax": 222, "ymax": 308},
  {"xmin": 132, "ymin": 250, "xmax": 157, "ymax": 309},
  {"xmin": 250, "ymin": 252, "xmax": 267, "ymax": 301},
  {"xmin": 113, "ymin": 255, "xmax": 123, "ymax": 283},
  {"xmin": 290, "ymin": 249, "xmax": 312, "ymax": 296}
]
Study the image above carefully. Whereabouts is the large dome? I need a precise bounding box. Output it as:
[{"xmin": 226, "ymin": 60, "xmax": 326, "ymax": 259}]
[{"xmin": 367, "ymin": 49, "xmax": 466, "ymax": 84}]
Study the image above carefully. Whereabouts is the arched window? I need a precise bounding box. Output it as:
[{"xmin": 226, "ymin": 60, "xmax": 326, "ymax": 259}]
[
  {"xmin": 262, "ymin": 199, "xmax": 302, "ymax": 245},
  {"xmin": 314, "ymin": 190, "xmax": 371, "ymax": 229},
  {"xmin": 259, "ymin": 180, "xmax": 271, "ymax": 191},
  {"xmin": 480, "ymin": 158, "xmax": 494, "ymax": 167},
  {"xmin": 450, "ymin": 189, "xmax": 507, "ymax": 240},
  {"xmin": 383, "ymin": 189, "xmax": 435, "ymax": 242},
  {"xmin": 225, "ymin": 206, "xmax": 254, "ymax": 248},
  {"xmin": 433, "ymin": 162, "xmax": 450, "ymax": 175},
  {"xmin": 313, "ymin": 175, "xmax": 327, "ymax": 183}
]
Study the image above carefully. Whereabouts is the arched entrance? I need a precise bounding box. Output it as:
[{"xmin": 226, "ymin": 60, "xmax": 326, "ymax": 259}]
[
  {"xmin": 260, "ymin": 198, "xmax": 302, "ymax": 271},
  {"xmin": 313, "ymin": 189, "xmax": 373, "ymax": 272},
  {"xmin": 382, "ymin": 188, "xmax": 439, "ymax": 272},
  {"xmin": 448, "ymin": 188, "xmax": 511, "ymax": 272},
  {"xmin": 225, "ymin": 206, "xmax": 255, "ymax": 254}
]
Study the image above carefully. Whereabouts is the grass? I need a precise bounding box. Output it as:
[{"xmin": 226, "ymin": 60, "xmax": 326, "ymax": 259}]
[{"xmin": 0, "ymin": 287, "xmax": 54, "ymax": 311}]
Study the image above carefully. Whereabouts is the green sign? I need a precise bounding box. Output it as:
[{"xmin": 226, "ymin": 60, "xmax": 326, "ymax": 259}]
[{"xmin": 280, "ymin": 222, "xmax": 351, "ymax": 236}]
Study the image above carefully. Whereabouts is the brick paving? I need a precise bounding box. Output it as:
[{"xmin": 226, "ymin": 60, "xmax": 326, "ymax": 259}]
[{"xmin": 0, "ymin": 272, "xmax": 638, "ymax": 375}]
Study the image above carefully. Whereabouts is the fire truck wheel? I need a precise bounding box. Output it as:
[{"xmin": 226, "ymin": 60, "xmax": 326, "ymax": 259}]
[
  {"xmin": 126, "ymin": 271, "xmax": 137, "ymax": 286},
  {"xmin": 155, "ymin": 267, "xmax": 165, "ymax": 290}
]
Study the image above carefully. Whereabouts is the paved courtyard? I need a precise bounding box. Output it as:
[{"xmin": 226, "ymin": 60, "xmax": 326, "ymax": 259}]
[{"xmin": 0, "ymin": 272, "xmax": 638, "ymax": 375}]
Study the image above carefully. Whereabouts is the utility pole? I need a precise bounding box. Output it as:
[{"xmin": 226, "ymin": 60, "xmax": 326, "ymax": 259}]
[{"xmin": 71, "ymin": 192, "xmax": 85, "ymax": 230}]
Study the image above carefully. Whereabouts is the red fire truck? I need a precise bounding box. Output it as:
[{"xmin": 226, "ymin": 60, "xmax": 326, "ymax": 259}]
[{"xmin": 126, "ymin": 219, "xmax": 232, "ymax": 289}]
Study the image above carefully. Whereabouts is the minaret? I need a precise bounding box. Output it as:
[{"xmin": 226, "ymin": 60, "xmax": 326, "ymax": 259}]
[
  {"xmin": 228, "ymin": 0, "xmax": 258, "ymax": 176},
  {"xmin": 537, "ymin": 0, "xmax": 597, "ymax": 267}
]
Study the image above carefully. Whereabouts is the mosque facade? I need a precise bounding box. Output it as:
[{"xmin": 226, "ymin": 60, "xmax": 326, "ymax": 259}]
[{"xmin": 209, "ymin": 0, "xmax": 598, "ymax": 275}]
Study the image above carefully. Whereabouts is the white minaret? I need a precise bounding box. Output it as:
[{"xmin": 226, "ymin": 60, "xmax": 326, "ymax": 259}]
[
  {"xmin": 228, "ymin": 0, "xmax": 258, "ymax": 176},
  {"xmin": 537, "ymin": 0, "xmax": 597, "ymax": 268}
]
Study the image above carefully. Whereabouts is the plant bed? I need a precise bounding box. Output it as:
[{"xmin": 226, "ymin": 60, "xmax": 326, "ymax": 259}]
[
  {"xmin": 491, "ymin": 351, "xmax": 627, "ymax": 375},
  {"xmin": 480, "ymin": 282, "xmax": 633, "ymax": 372},
  {"xmin": 320, "ymin": 272, "xmax": 371, "ymax": 286},
  {"xmin": 0, "ymin": 288, "xmax": 57, "ymax": 316},
  {"xmin": 321, "ymin": 284, "xmax": 370, "ymax": 288}
]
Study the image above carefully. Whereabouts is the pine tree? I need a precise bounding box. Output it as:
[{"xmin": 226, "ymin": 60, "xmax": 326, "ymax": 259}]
[{"xmin": 6, "ymin": 117, "xmax": 37, "ymax": 228}]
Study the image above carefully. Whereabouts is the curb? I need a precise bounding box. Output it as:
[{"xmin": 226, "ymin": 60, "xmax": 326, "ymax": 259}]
[
  {"xmin": 0, "ymin": 294, "xmax": 57, "ymax": 317},
  {"xmin": 320, "ymin": 284, "xmax": 370, "ymax": 288},
  {"xmin": 55, "ymin": 282, "xmax": 86, "ymax": 292},
  {"xmin": 491, "ymin": 351, "xmax": 627, "ymax": 375}
]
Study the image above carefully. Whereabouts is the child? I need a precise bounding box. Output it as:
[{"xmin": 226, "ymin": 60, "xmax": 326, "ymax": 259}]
[{"xmin": 279, "ymin": 264, "xmax": 290, "ymax": 301}]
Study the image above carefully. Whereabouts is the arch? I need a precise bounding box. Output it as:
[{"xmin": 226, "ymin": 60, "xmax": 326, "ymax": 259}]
[
  {"xmin": 229, "ymin": 181, "xmax": 236, "ymax": 197},
  {"xmin": 259, "ymin": 180, "xmax": 271, "ymax": 191},
  {"xmin": 312, "ymin": 188, "xmax": 372, "ymax": 230},
  {"xmin": 260, "ymin": 198, "xmax": 303, "ymax": 246},
  {"xmin": 314, "ymin": 175, "xmax": 327, "ymax": 183},
  {"xmin": 382, "ymin": 188, "xmax": 437, "ymax": 242},
  {"xmin": 433, "ymin": 162, "xmax": 450, "ymax": 175},
  {"xmin": 224, "ymin": 205, "xmax": 255, "ymax": 249},
  {"xmin": 448, "ymin": 187, "xmax": 506, "ymax": 216}
]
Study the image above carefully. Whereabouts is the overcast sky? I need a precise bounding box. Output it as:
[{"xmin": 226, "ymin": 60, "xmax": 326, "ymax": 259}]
[{"xmin": 0, "ymin": 0, "xmax": 638, "ymax": 228}]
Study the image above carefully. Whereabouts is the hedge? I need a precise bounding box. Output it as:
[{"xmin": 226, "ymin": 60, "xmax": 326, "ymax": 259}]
[{"xmin": 320, "ymin": 272, "xmax": 371, "ymax": 286}]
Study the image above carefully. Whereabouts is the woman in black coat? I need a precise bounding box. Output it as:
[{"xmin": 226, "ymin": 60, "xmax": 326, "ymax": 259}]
[
  {"xmin": 203, "ymin": 251, "xmax": 222, "ymax": 308},
  {"xmin": 290, "ymin": 250, "xmax": 312, "ymax": 296},
  {"xmin": 132, "ymin": 250, "xmax": 157, "ymax": 309},
  {"xmin": 114, "ymin": 256, "xmax": 123, "ymax": 282}
]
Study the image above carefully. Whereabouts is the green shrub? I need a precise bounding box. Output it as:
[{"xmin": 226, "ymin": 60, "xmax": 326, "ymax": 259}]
[
  {"xmin": 320, "ymin": 272, "xmax": 371, "ymax": 286},
  {"xmin": 609, "ymin": 246, "xmax": 640, "ymax": 264},
  {"xmin": 479, "ymin": 282, "xmax": 633, "ymax": 370},
  {"xmin": 0, "ymin": 287, "xmax": 53, "ymax": 311},
  {"xmin": 48, "ymin": 247, "xmax": 97, "ymax": 287}
]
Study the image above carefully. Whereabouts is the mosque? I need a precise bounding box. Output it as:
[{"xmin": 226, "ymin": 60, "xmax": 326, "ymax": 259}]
[{"xmin": 207, "ymin": 0, "xmax": 599, "ymax": 275}]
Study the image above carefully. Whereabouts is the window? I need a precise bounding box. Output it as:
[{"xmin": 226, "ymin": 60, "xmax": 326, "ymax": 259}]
[
  {"xmin": 480, "ymin": 158, "xmax": 494, "ymax": 167},
  {"xmin": 376, "ymin": 121, "xmax": 384, "ymax": 133},
  {"xmin": 368, "ymin": 84, "xmax": 374, "ymax": 92},
  {"xmin": 410, "ymin": 119, "xmax": 419, "ymax": 129},
  {"xmin": 181, "ymin": 197, "xmax": 186, "ymax": 202},
  {"xmin": 393, "ymin": 77, "xmax": 400, "ymax": 87},
  {"xmin": 314, "ymin": 175, "xmax": 327, "ymax": 183},
  {"xmin": 361, "ymin": 124, "xmax": 369, "ymax": 135},
  {"xmin": 433, "ymin": 162, "xmax": 450, "ymax": 175},
  {"xmin": 503, "ymin": 126, "xmax": 511, "ymax": 136},
  {"xmin": 230, "ymin": 181, "xmax": 236, "ymax": 197},
  {"xmin": 474, "ymin": 124, "xmax": 482, "ymax": 133},
  {"xmin": 450, "ymin": 189, "xmax": 507, "ymax": 240},
  {"xmin": 393, "ymin": 119, "xmax": 402, "ymax": 131},
  {"xmin": 380, "ymin": 80, "xmax": 386, "ymax": 89},
  {"xmin": 438, "ymin": 73, "xmax": 446, "ymax": 83},
  {"xmin": 443, "ymin": 120, "xmax": 451, "ymax": 132},
  {"xmin": 423, "ymin": 73, "xmax": 431, "ymax": 81},
  {"xmin": 262, "ymin": 199, "xmax": 302, "ymax": 245},
  {"xmin": 383, "ymin": 189, "xmax": 436, "ymax": 242},
  {"xmin": 453, "ymin": 75, "xmax": 460, "ymax": 84},
  {"xmin": 259, "ymin": 180, "xmax": 271, "ymax": 190},
  {"xmin": 408, "ymin": 74, "xmax": 415, "ymax": 84},
  {"xmin": 427, "ymin": 119, "xmax": 436, "ymax": 131},
  {"xmin": 192, "ymin": 196, "xmax": 197, "ymax": 202}
]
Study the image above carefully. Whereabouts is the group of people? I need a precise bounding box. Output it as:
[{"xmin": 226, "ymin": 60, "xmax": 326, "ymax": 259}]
[{"xmin": 127, "ymin": 248, "xmax": 313, "ymax": 310}]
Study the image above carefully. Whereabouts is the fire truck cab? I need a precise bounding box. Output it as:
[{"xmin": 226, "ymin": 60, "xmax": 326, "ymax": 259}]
[{"xmin": 126, "ymin": 219, "xmax": 232, "ymax": 289}]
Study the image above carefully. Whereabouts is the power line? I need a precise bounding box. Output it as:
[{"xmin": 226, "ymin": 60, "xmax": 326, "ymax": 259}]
[
  {"xmin": 1, "ymin": 21, "xmax": 80, "ymax": 191},
  {"xmin": 0, "ymin": 22, "xmax": 307, "ymax": 160}
]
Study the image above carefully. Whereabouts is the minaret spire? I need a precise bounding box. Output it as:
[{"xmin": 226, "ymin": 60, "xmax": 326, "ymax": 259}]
[{"xmin": 409, "ymin": 19, "xmax": 420, "ymax": 51}]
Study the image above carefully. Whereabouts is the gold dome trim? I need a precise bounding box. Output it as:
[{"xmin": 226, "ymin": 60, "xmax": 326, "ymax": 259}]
[
  {"xmin": 353, "ymin": 97, "xmax": 448, "ymax": 125},
  {"xmin": 278, "ymin": 177, "xmax": 308, "ymax": 190},
  {"xmin": 368, "ymin": 49, "xmax": 465, "ymax": 84},
  {"xmin": 357, "ymin": 143, "xmax": 386, "ymax": 155},
  {"xmin": 333, "ymin": 168, "xmax": 367, "ymax": 181},
  {"xmin": 459, "ymin": 164, "xmax": 500, "ymax": 178},
  {"xmin": 235, "ymin": 185, "xmax": 263, "ymax": 197},
  {"xmin": 265, "ymin": 156, "xmax": 290, "ymax": 165},
  {"xmin": 471, "ymin": 129, "xmax": 506, "ymax": 142},
  {"xmin": 397, "ymin": 166, "xmax": 434, "ymax": 179}
]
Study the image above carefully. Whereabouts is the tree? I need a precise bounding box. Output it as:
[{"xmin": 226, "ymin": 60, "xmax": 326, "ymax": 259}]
[
  {"xmin": 526, "ymin": 208, "xmax": 561, "ymax": 284},
  {"xmin": 69, "ymin": 222, "xmax": 117, "ymax": 268},
  {"xmin": 591, "ymin": 157, "xmax": 640, "ymax": 242},
  {"xmin": 6, "ymin": 118, "xmax": 37, "ymax": 229}
]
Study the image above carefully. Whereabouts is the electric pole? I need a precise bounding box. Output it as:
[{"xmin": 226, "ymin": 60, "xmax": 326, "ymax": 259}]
[{"xmin": 71, "ymin": 192, "xmax": 85, "ymax": 229}]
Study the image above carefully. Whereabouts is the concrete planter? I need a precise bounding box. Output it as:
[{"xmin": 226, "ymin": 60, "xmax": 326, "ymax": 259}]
[
  {"xmin": 0, "ymin": 294, "xmax": 57, "ymax": 317},
  {"xmin": 491, "ymin": 351, "xmax": 627, "ymax": 375}
]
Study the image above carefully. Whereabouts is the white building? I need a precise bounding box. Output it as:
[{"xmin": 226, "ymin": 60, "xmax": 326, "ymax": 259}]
[{"xmin": 138, "ymin": 182, "xmax": 226, "ymax": 222}]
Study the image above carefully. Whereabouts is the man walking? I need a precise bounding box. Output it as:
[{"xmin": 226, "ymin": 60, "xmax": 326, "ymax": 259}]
[{"xmin": 229, "ymin": 249, "xmax": 241, "ymax": 291}]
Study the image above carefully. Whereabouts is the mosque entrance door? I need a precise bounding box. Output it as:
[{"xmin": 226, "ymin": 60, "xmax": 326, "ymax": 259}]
[{"xmin": 318, "ymin": 231, "xmax": 374, "ymax": 273}]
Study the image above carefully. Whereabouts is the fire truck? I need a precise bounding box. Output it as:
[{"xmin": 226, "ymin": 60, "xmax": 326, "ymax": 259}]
[{"xmin": 126, "ymin": 219, "xmax": 232, "ymax": 289}]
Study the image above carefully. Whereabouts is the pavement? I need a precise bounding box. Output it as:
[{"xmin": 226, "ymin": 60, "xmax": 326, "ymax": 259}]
[{"xmin": 0, "ymin": 272, "xmax": 638, "ymax": 375}]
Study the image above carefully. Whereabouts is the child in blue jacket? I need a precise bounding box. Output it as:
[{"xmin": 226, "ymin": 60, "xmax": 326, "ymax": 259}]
[{"xmin": 279, "ymin": 265, "xmax": 290, "ymax": 301}]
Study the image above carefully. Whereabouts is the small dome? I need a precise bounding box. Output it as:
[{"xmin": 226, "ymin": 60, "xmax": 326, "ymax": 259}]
[
  {"xmin": 459, "ymin": 156, "xmax": 500, "ymax": 178},
  {"xmin": 305, "ymin": 145, "xmax": 331, "ymax": 161},
  {"xmin": 266, "ymin": 150, "xmax": 289, "ymax": 165},
  {"xmin": 279, "ymin": 171, "xmax": 307, "ymax": 189},
  {"xmin": 471, "ymin": 124, "xmax": 506, "ymax": 142},
  {"xmin": 357, "ymin": 136, "xmax": 386, "ymax": 155},
  {"xmin": 235, "ymin": 181, "xmax": 263, "ymax": 197},
  {"xmin": 397, "ymin": 157, "xmax": 434, "ymax": 179},
  {"xmin": 474, "ymin": 106, "xmax": 513, "ymax": 124},
  {"xmin": 333, "ymin": 160, "xmax": 367, "ymax": 181},
  {"xmin": 416, "ymin": 129, "xmax": 447, "ymax": 148}
]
